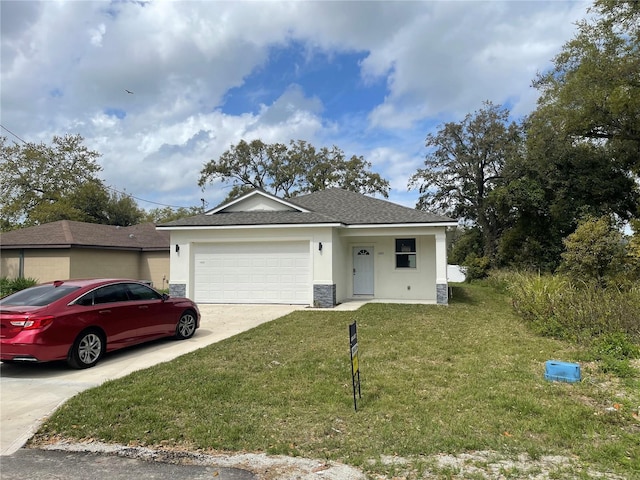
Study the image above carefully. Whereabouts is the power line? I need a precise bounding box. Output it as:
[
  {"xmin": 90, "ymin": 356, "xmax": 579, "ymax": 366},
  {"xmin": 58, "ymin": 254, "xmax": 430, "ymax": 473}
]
[
  {"xmin": 1, "ymin": 123, "xmax": 194, "ymax": 210},
  {"xmin": 104, "ymin": 184, "xmax": 192, "ymax": 209},
  {"xmin": 1, "ymin": 124, "xmax": 28, "ymax": 144}
]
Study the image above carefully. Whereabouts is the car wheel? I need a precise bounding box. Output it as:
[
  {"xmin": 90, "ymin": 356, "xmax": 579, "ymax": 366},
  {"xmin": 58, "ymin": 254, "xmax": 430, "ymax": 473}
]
[
  {"xmin": 175, "ymin": 311, "xmax": 197, "ymax": 339},
  {"xmin": 68, "ymin": 330, "xmax": 104, "ymax": 369}
]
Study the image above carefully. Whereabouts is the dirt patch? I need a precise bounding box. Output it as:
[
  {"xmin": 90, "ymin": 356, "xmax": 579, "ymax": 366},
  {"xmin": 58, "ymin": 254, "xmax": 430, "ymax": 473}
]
[{"xmin": 31, "ymin": 440, "xmax": 627, "ymax": 479}]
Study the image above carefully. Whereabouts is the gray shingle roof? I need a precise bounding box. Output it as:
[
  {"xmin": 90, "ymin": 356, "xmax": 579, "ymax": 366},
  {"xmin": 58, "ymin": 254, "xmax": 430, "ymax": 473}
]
[
  {"xmin": 291, "ymin": 189, "xmax": 454, "ymax": 224},
  {"xmin": 0, "ymin": 221, "xmax": 169, "ymax": 250},
  {"xmin": 160, "ymin": 188, "xmax": 455, "ymax": 228}
]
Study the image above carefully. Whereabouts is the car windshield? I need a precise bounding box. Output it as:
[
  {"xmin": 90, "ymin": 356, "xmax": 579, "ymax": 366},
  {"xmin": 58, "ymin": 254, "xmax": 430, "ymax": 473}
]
[{"xmin": 0, "ymin": 285, "xmax": 80, "ymax": 307}]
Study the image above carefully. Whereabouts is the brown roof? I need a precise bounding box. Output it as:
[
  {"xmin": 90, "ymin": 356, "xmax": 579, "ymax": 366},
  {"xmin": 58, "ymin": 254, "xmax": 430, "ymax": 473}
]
[{"xmin": 0, "ymin": 221, "xmax": 169, "ymax": 251}]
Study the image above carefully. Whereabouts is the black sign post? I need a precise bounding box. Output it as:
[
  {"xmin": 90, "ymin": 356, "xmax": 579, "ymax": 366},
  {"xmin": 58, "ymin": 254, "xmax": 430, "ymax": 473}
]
[{"xmin": 349, "ymin": 321, "xmax": 361, "ymax": 411}]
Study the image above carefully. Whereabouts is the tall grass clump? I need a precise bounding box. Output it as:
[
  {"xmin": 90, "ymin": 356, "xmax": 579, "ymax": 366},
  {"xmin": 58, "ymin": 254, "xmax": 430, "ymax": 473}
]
[
  {"xmin": 502, "ymin": 271, "xmax": 640, "ymax": 377},
  {"xmin": 505, "ymin": 272, "xmax": 570, "ymax": 338},
  {"xmin": 507, "ymin": 272, "xmax": 639, "ymax": 343}
]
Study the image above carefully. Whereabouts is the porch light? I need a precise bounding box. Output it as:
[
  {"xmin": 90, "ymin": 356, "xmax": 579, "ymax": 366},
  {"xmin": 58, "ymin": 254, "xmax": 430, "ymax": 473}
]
[
  {"xmin": 318, "ymin": 242, "xmax": 323, "ymax": 252},
  {"xmin": 175, "ymin": 244, "xmax": 180, "ymax": 253}
]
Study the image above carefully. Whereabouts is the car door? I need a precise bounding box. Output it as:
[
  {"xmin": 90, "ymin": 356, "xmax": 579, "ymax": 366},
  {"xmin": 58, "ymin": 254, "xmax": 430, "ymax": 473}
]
[
  {"xmin": 76, "ymin": 283, "xmax": 143, "ymax": 349},
  {"xmin": 123, "ymin": 283, "xmax": 176, "ymax": 339}
]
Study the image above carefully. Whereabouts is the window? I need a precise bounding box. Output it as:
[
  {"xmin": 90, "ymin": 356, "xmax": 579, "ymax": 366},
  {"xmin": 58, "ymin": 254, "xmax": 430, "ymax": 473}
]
[
  {"xmin": 0, "ymin": 285, "xmax": 80, "ymax": 307},
  {"xmin": 92, "ymin": 285, "xmax": 129, "ymax": 304},
  {"xmin": 126, "ymin": 283, "xmax": 162, "ymax": 301},
  {"xmin": 395, "ymin": 238, "xmax": 416, "ymax": 268}
]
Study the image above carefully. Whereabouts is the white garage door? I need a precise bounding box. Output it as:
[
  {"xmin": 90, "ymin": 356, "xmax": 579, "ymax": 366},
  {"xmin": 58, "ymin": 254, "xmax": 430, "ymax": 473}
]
[{"xmin": 193, "ymin": 242, "xmax": 311, "ymax": 304}]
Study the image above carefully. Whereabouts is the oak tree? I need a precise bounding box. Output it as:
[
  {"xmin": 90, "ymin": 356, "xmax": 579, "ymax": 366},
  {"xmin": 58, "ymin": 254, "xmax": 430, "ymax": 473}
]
[
  {"xmin": 409, "ymin": 102, "xmax": 523, "ymax": 260},
  {"xmin": 199, "ymin": 139, "xmax": 390, "ymax": 201}
]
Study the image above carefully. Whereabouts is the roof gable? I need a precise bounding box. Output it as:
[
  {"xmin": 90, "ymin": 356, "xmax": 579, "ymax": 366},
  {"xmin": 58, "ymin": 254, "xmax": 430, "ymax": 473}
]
[{"xmin": 209, "ymin": 190, "xmax": 308, "ymax": 214}]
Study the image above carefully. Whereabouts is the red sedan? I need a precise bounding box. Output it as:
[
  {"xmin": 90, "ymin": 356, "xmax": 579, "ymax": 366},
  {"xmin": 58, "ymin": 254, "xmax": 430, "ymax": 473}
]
[{"xmin": 0, "ymin": 279, "xmax": 200, "ymax": 369}]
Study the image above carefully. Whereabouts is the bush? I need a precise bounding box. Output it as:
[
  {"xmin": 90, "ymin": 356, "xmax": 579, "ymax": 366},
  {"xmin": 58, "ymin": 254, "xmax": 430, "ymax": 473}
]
[
  {"xmin": 461, "ymin": 254, "xmax": 491, "ymax": 282},
  {"xmin": 0, "ymin": 277, "xmax": 39, "ymax": 298},
  {"xmin": 592, "ymin": 332, "xmax": 640, "ymax": 360},
  {"xmin": 559, "ymin": 216, "xmax": 629, "ymax": 288}
]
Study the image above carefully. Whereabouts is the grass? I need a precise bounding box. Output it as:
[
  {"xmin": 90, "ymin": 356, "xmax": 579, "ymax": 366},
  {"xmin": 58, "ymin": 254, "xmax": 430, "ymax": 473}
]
[{"xmin": 32, "ymin": 283, "xmax": 640, "ymax": 478}]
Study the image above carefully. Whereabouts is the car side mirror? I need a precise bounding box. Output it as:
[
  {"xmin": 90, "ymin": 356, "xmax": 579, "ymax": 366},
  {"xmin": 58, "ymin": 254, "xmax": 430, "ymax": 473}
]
[{"xmin": 161, "ymin": 293, "xmax": 170, "ymax": 301}]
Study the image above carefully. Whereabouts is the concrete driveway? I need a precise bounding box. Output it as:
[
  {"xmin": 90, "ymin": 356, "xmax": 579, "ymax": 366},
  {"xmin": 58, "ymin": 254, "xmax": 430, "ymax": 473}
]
[{"xmin": 0, "ymin": 304, "xmax": 303, "ymax": 456}]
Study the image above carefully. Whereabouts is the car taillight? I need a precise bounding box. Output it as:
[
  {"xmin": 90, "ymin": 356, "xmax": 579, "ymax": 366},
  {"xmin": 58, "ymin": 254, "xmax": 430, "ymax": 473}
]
[{"xmin": 9, "ymin": 316, "xmax": 54, "ymax": 330}]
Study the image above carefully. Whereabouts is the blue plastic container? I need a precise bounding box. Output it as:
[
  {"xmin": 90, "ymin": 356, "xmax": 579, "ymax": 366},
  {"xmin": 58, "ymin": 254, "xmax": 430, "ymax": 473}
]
[{"xmin": 544, "ymin": 360, "xmax": 581, "ymax": 383}]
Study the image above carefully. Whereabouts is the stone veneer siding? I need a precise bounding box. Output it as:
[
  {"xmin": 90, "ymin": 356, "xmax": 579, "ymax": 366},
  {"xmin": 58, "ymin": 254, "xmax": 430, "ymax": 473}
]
[
  {"xmin": 436, "ymin": 284, "xmax": 448, "ymax": 305},
  {"xmin": 170, "ymin": 283, "xmax": 186, "ymax": 298},
  {"xmin": 313, "ymin": 284, "xmax": 336, "ymax": 308}
]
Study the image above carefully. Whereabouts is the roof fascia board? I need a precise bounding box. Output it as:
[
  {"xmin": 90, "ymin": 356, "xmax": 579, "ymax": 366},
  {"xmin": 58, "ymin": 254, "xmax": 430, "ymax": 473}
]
[
  {"xmin": 207, "ymin": 190, "xmax": 310, "ymax": 215},
  {"xmin": 158, "ymin": 223, "xmax": 343, "ymax": 231},
  {"xmin": 345, "ymin": 222, "xmax": 459, "ymax": 229},
  {"xmin": 0, "ymin": 245, "xmax": 72, "ymax": 250},
  {"xmin": 0, "ymin": 245, "xmax": 158, "ymax": 251},
  {"xmin": 158, "ymin": 221, "xmax": 457, "ymax": 231}
]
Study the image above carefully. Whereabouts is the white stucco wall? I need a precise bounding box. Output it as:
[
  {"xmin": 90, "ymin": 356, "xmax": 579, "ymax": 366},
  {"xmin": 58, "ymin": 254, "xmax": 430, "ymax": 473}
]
[
  {"xmin": 337, "ymin": 234, "xmax": 437, "ymax": 302},
  {"xmin": 167, "ymin": 224, "xmax": 449, "ymax": 305},
  {"xmin": 169, "ymin": 226, "xmax": 334, "ymax": 300}
]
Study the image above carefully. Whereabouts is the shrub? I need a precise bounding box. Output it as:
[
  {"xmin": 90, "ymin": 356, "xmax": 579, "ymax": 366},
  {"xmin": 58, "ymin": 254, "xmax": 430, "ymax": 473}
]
[
  {"xmin": 559, "ymin": 216, "xmax": 628, "ymax": 288},
  {"xmin": 0, "ymin": 277, "xmax": 39, "ymax": 298},
  {"xmin": 0, "ymin": 277, "xmax": 10, "ymax": 298},
  {"xmin": 592, "ymin": 332, "xmax": 640, "ymax": 360},
  {"xmin": 461, "ymin": 254, "xmax": 491, "ymax": 282}
]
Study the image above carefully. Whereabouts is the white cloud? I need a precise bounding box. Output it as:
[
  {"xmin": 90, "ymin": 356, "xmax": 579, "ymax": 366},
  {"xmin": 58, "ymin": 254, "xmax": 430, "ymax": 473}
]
[{"xmin": 0, "ymin": 0, "xmax": 590, "ymax": 212}]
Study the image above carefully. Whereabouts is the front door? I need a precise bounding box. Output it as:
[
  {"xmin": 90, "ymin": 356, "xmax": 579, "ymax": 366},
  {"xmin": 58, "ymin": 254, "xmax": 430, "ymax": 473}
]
[{"xmin": 353, "ymin": 247, "xmax": 374, "ymax": 295}]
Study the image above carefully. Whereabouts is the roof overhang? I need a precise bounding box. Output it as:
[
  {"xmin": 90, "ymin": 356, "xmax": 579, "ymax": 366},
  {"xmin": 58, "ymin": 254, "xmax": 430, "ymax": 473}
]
[
  {"xmin": 158, "ymin": 221, "xmax": 458, "ymax": 231},
  {"xmin": 344, "ymin": 222, "xmax": 459, "ymax": 229},
  {"xmin": 0, "ymin": 244, "xmax": 168, "ymax": 251},
  {"xmin": 158, "ymin": 222, "xmax": 343, "ymax": 231}
]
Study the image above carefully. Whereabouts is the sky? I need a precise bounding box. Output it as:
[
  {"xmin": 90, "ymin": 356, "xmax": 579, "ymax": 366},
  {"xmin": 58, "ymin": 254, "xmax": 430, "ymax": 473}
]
[{"xmin": 1, "ymin": 0, "xmax": 591, "ymax": 212}]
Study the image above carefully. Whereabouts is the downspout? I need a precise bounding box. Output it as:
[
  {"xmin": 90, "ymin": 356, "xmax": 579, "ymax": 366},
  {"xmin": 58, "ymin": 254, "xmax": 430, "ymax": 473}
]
[{"xmin": 19, "ymin": 249, "xmax": 24, "ymax": 278}]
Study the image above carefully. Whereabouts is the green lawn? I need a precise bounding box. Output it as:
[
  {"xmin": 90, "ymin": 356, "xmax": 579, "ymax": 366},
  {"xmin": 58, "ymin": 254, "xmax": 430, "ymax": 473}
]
[{"xmin": 32, "ymin": 283, "xmax": 640, "ymax": 478}]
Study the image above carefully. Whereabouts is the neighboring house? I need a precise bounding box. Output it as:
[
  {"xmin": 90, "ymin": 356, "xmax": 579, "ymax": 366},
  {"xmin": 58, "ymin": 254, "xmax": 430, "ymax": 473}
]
[
  {"xmin": 0, "ymin": 221, "xmax": 169, "ymax": 289},
  {"xmin": 158, "ymin": 188, "xmax": 457, "ymax": 307}
]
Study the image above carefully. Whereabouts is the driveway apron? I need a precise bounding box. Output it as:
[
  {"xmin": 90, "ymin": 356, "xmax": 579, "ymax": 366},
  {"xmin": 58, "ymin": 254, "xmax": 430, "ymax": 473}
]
[{"xmin": 0, "ymin": 304, "xmax": 301, "ymax": 456}]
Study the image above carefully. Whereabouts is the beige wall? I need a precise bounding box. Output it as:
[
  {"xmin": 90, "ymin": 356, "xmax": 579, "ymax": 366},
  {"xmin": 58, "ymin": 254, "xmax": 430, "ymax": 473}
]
[
  {"xmin": 140, "ymin": 251, "xmax": 170, "ymax": 290},
  {"xmin": 0, "ymin": 251, "xmax": 21, "ymax": 279},
  {"xmin": 0, "ymin": 248, "xmax": 169, "ymax": 288},
  {"xmin": 70, "ymin": 249, "xmax": 140, "ymax": 281},
  {"xmin": 0, "ymin": 249, "xmax": 71, "ymax": 283}
]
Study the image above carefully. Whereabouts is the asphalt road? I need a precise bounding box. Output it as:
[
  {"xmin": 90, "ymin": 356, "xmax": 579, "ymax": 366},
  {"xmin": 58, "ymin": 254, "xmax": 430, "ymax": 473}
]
[{"xmin": 0, "ymin": 449, "xmax": 256, "ymax": 480}]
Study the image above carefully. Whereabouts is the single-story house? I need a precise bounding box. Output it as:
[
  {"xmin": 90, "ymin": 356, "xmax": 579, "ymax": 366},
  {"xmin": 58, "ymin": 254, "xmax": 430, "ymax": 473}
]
[
  {"xmin": 0, "ymin": 221, "xmax": 169, "ymax": 288},
  {"xmin": 158, "ymin": 188, "xmax": 457, "ymax": 307}
]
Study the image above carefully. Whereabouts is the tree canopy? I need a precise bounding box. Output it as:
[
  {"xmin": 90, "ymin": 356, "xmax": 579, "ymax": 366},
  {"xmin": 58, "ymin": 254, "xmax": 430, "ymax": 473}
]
[
  {"xmin": 417, "ymin": 1, "xmax": 640, "ymax": 273},
  {"xmin": 143, "ymin": 206, "xmax": 204, "ymax": 224},
  {"xmin": 409, "ymin": 102, "xmax": 523, "ymax": 259},
  {"xmin": 533, "ymin": 0, "xmax": 640, "ymax": 173},
  {"xmin": 0, "ymin": 135, "xmax": 144, "ymax": 230},
  {"xmin": 199, "ymin": 139, "xmax": 390, "ymax": 201}
]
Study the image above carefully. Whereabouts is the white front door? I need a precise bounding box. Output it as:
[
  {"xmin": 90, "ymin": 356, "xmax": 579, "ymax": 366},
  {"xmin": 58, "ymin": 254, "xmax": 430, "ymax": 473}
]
[{"xmin": 353, "ymin": 246, "xmax": 374, "ymax": 295}]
